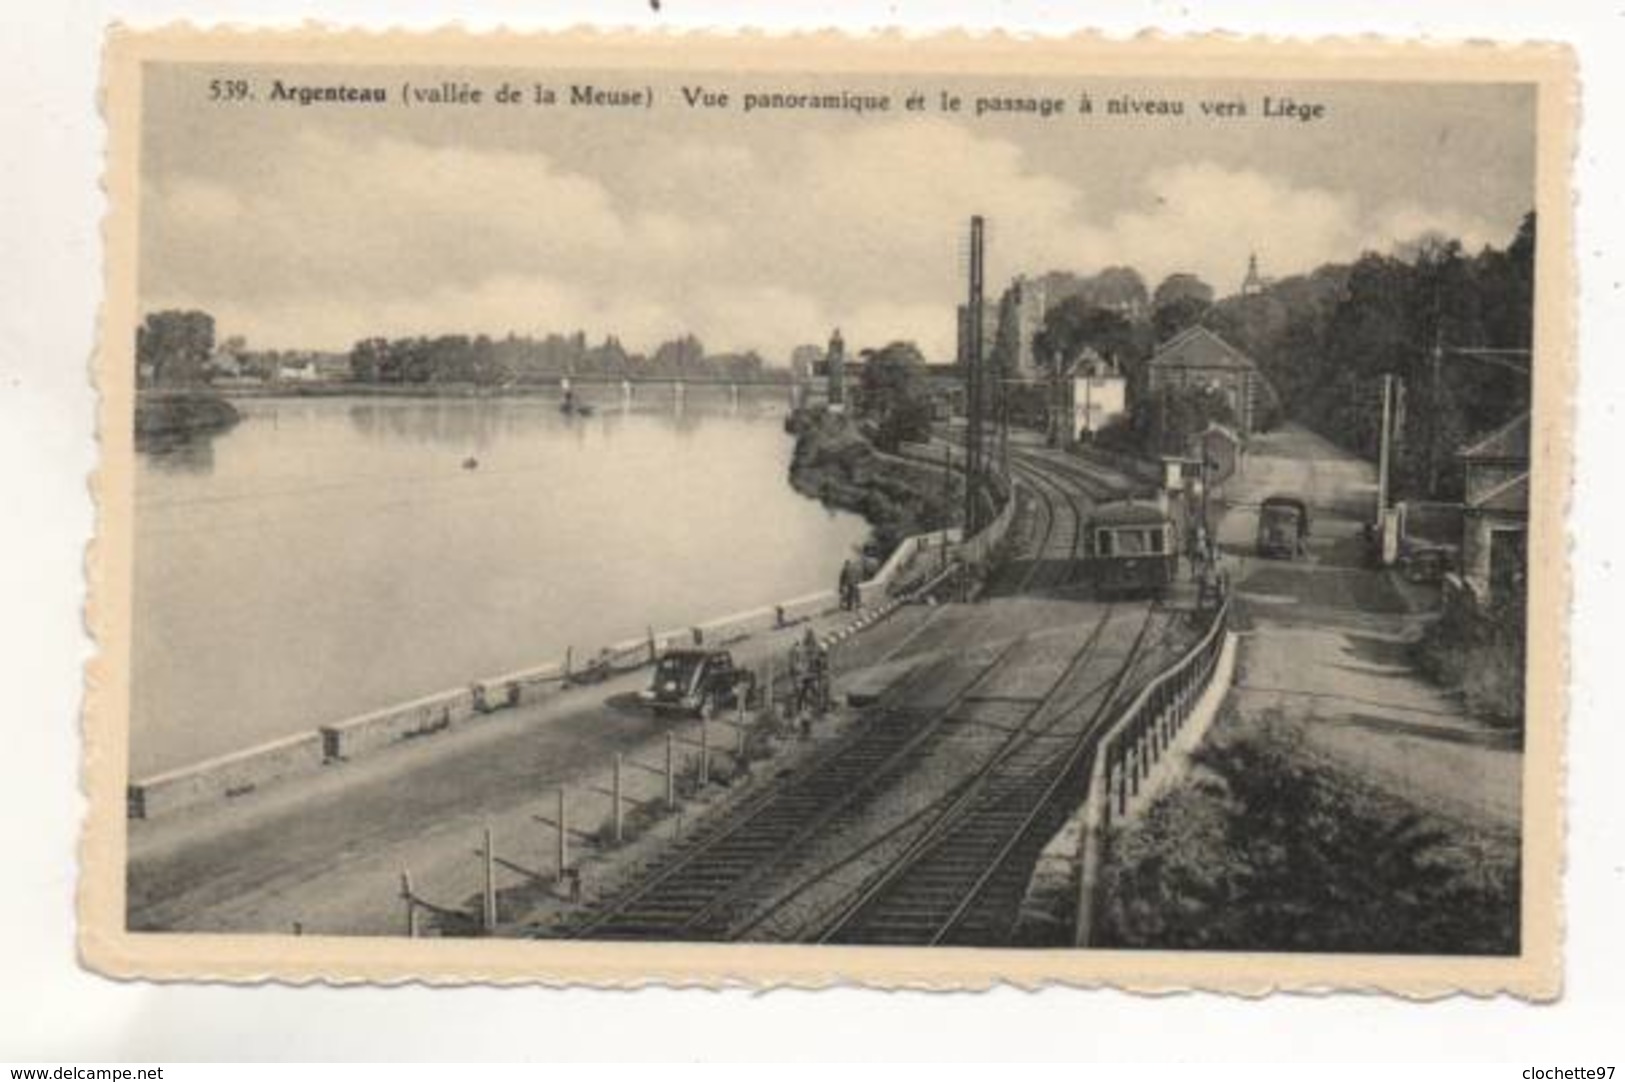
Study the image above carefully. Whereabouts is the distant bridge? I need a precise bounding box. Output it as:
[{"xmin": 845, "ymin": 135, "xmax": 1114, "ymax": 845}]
[{"xmin": 550, "ymin": 374, "xmax": 804, "ymax": 388}]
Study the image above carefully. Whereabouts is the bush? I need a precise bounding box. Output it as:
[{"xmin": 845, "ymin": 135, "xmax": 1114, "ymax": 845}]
[
  {"xmin": 1414, "ymin": 594, "xmax": 1526, "ymax": 724},
  {"xmin": 1097, "ymin": 709, "xmax": 1520, "ymax": 955}
]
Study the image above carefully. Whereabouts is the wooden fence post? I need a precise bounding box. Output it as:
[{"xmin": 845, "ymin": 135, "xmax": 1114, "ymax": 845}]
[
  {"xmin": 612, "ymin": 755, "xmax": 624, "ymax": 845},
  {"xmin": 482, "ymin": 823, "xmax": 497, "ymax": 934},
  {"xmin": 699, "ymin": 719, "xmax": 710, "ymax": 787},
  {"xmin": 665, "ymin": 732, "xmax": 676, "ymax": 809},
  {"xmin": 556, "ymin": 788, "xmax": 569, "ymax": 882},
  {"xmin": 401, "ymin": 869, "xmax": 419, "ymax": 939}
]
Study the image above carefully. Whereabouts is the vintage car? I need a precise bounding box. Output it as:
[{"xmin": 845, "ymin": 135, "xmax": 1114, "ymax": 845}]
[
  {"xmin": 639, "ymin": 647, "xmax": 756, "ymax": 718},
  {"xmin": 1256, "ymin": 495, "xmax": 1311, "ymax": 559},
  {"xmin": 1398, "ymin": 542, "xmax": 1456, "ymax": 584}
]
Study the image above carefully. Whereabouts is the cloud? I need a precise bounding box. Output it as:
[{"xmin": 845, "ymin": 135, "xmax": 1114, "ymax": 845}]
[
  {"xmin": 1097, "ymin": 163, "xmax": 1360, "ymax": 295},
  {"xmin": 142, "ymin": 120, "xmax": 1518, "ymax": 362},
  {"xmin": 1368, "ymin": 203, "xmax": 1500, "ymax": 255}
]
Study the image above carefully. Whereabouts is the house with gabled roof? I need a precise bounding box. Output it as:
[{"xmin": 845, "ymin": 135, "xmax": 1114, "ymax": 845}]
[
  {"xmin": 1146, "ymin": 326, "xmax": 1269, "ymax": 435},
  {"xmin": 1457, "ymin": 412, "xmax": 1529, "ymax": 604}
]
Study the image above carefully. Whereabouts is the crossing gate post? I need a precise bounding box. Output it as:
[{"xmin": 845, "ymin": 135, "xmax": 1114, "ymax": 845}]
[
  {"xmin": 612, "ymin": 754, "xmax": 624, "ymax": 845},
  {"xmin": 482, "ymin": 823, "xmax": 497, "ymax": 934}
]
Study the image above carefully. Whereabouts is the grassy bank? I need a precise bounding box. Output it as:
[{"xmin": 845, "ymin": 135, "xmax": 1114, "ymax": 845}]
[
  {"xmin": 1413, "ymin": 597, "xmax": 1526, "ymax": 725},
  {"xmin": 135, "ymin": 390, "xmax": 242, "ymax": 446},
  {"xmin": 1095, "ymin": 705, "xmax": 1519, "ymax": 955},
  {"xmin": 785, "ymin": 407, "xmax": 960, "ymax": 560}
]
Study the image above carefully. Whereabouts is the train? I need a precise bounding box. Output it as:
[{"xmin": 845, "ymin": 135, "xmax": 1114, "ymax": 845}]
[{"xmin": 1084, "ymin": 499, "xmax": 1180, "ymax": 598}]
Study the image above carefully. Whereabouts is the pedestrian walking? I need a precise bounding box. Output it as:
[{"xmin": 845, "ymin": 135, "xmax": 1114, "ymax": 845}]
[
  {"xmin": 797, "ymin": 628, "xmax": 825, "ymax": 726},
  {"xmin": 839, "ymin": 559, "xmax": 861, "ymax": 611},
  {"xmin": 786, "ymin": 638, "xmax": 805, "ymax": 724}
]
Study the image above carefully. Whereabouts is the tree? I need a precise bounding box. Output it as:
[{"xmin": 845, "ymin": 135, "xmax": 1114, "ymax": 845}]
[
  {"xmin": 1152, "ymin": 272, "xmax": 1215, "ymax": 310},
  {"xmin": 1033, "ymin": 296, "xmax": 1136, "ymax": 375},
  {"xmin": 349, "ymin": 337, "xmax": 389, "ymax": 382},
  {"xmin": 1152, "ymin": 294, "xmax": 1212, "ymax": 344},
  {"xmin": 1090, "ymin": 266, "xmax": 1150, "ymax": 312},
  {"xmin": 858, "ymin": 341, "xmax": 933, "ymax": 452},
  {"xmin": 137, "ymin": 310, "xmax": 215, "ymax": 386},
  {"xmin": 1098, "ymin": 383, "xmax": 1236, "ymax": 458},
  {"xmin": 651, "ymin": 335, "xmax": 705, "ymax": 378}
]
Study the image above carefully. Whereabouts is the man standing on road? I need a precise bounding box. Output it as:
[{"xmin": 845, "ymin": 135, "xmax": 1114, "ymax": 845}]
[{"xmin": 786, "ymin": 636, "xmax": 805, "ymax": 723}]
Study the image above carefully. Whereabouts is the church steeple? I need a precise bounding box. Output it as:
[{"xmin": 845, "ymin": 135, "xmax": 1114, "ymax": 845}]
[{"xmin": 1241, "ymin": 252, "xmax": 1266, "ymax": 296}]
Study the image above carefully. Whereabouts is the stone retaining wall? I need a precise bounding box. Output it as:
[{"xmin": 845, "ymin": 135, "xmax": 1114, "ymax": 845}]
[{"xmin": 127, "ymin": 730, "xmax": 327, "ymax": 820}]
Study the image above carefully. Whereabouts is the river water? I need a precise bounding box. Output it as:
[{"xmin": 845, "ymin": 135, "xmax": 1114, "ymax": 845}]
[{"xmin": 131, "ymin": 391, "xmax": 868, "ymax": 776}]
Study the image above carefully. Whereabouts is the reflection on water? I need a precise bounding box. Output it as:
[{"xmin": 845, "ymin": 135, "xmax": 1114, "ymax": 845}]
[
  {"xmin": 131, "ymin": 392, "xmax": 866, "ymax": 776},
  {"xmin": 138, "ymin": 433, "xmax": 218, "ymax": 474}
]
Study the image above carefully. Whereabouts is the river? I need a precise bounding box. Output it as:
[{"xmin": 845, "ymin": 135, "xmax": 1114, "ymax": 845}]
[{"xmin": 131, "ymin": 390, "xmax": 868, "ymax": 776}]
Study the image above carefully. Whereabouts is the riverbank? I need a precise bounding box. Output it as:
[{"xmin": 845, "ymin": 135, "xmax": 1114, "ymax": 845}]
[
  {"xmin": 212, "ymin": 379, "xmax": 792, "ymax": 399},
  {"xmin": 134, "ymin": 390, "xmax": 241, "ymax": 446},
  {"xmin": 785, "ymin": 407, "xmax": 961, "ymax": 560}
]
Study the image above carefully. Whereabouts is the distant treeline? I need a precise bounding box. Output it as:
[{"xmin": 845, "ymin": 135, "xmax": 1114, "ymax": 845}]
[
  {"xmin": 136, "ymin": 310, "xmax": 793, "ymax": 389},
  {"xmin": 994, "ymin": 215, "xmax": 1535, "ymax": 499},
  {"xmin": 346, "ymin": 332, "xmax": 784, "ymax": 385},
  {"xmin": 1204, "ymin": 213, "xmax": 1535, "ymax": 500}
]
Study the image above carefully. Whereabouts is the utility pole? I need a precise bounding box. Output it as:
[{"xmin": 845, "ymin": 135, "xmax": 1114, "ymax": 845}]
[
  {"xmin": 963, "ymin": 215, "xmax": 985, "ymax": 536},
  {"xmin": 1376, "ymin": 373, "xmax": 1395, "ymax": 527},
  {"xmin": 1427, "ymin": 314, "xmax": 1443, "ymax": 499}
]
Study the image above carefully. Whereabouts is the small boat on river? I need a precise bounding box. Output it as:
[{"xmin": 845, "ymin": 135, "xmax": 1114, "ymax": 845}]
[{"xmin": 560, "ymin": 390, "xmax": 595, "ymax": 417}]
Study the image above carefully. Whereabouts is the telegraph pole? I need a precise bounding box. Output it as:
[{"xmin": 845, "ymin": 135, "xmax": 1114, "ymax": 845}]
[
  {"xmin": 1427, "ymin": 316, "xmax": 1443, "ymax": 499},
  {"xmin": 963, "ymin": 215, "xmax": 986, "ymax": 535},
  {"xmin": 1376, "ymin": 373, "xmax": 1394, "ymax": 528}
]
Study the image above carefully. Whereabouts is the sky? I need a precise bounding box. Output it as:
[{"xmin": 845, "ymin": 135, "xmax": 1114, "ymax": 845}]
[{"xmin": 138, "ymin": 65, "xmax": 1537, "ymax": 362}]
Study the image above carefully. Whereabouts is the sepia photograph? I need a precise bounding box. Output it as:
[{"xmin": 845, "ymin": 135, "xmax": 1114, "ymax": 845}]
[{"xmin": 81, "ymin": 29, "xmax": 1573, "ymax": 993}]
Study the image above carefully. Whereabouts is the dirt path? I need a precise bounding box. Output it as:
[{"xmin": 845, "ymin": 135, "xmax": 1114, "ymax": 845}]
[{"xmin": 1217, "ymin": 424, "xmax": 1522, "ymax": 834}]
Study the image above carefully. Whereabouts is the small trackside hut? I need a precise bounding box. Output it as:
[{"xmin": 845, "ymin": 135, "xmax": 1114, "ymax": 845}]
[{"xmin": 1085, "ymin": 499, "xmax": 1179, "ymax": 599}]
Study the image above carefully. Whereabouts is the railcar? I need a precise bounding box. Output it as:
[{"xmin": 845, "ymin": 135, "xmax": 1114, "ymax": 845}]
[{"xmin": 1085, "ymin": 500, "xmax": 1179, "ymax": 598}]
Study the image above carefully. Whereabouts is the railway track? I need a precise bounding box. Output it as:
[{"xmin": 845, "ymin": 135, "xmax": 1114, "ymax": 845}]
[
  {"xmin": 568, "ymin": 607, "xmax": 1143, "ymax": 942},
  {"xmin": 809, "ymin": 603, "xmax": 1158, "ymax": 945},
  {"xmin": 1008, "ymin": 445, "xmax": 1135, "ymax": 504},
  {"xmin": 566, "ymin": 640, "xmax": 1025, "ymax": 940},
  {"xmin": 985, "ymin": 446, "xmax": 1090, "ymax": 596}
]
